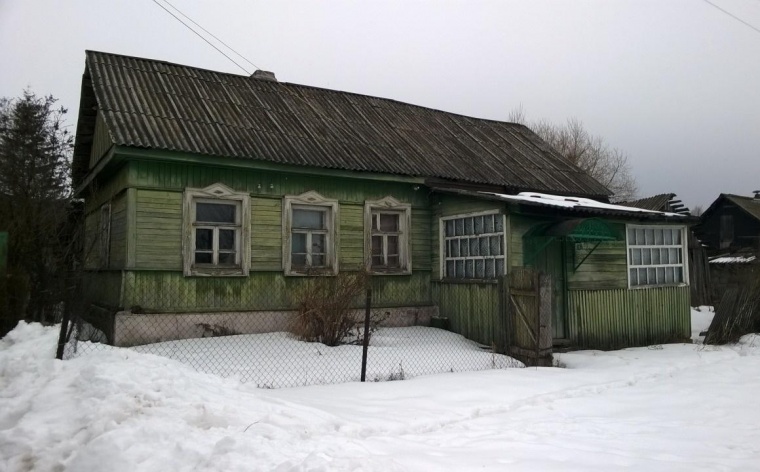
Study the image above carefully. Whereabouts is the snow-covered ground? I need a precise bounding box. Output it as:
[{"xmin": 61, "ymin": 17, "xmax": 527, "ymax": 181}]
[{"xmin": 3, "ymin": 308, "xmax": 760, "ymax": 471}]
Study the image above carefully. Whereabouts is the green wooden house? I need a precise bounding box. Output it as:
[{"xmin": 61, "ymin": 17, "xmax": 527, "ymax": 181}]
[{"xmin": 73, "ymin": 51, "xmax": 693, "ymax": 350}]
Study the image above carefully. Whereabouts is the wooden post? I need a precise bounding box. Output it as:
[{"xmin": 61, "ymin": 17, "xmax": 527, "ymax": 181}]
[{"xmin": 360, "ymin": 288, "xmax": 372, "ymax": 382}]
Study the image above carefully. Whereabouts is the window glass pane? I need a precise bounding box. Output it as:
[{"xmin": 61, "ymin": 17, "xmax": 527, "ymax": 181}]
[
  {"xmin": 446, "ymin": 220, "xmax": 455, "ymax": 237},
  {"xmin": 465, "ymin": 218, "xmax": 474, "ymax": 235},
  {"xmin": 455, "ymin": 219, "xmax": 464, "ymax": 236},
  {"xmin": 645, "ymin": 229, "xmax": 654, "ymax": 245},
  {"xmin": 638, "ymin": 268, "xmax": 648, "ymax": 285},
  {"xmin": 469, "ymin": 238, "xmax": 479, "ymax": 256},
  {"xmin": 451, "ymin": 240, "xmax": 459, "ymax": 257},
  {"xmin": 665, "ymin": 267, "xmax": 675, "ymax": 284},
  {"xmin": 656, "ymin": 267, "xmax": 665, "ymax": 284},
  {"xmin": 218, "ymin": 252, "xmax": 236, "ymax": 265},
  {"xmin": 196, "ymin": 202, "xmax": 236, "ymax": 223},
  {"xmin": 652, "ymin": 249, "xmax": 661, "ymax": 264},
  {"xmin": 465, "ymin": 260, "xmax": 474, "ymax": 278},
  {"xmin": 460, "ymin": 239, "xmax": 469, "ymax": 257},
  {"xmin": 219, "ymin": 229, "xmax": 235, "ymax": 251},
  {"xmin": 484, "ymin": 215, "xmax": 495, "ymax": 233},
  {"xmin": 635, "ymin": 229, "xmax": 645, "ymax": 245},
  {"xmin": 379, "ymin": 213, "xmax": 399, "ymax": 232},
  {"xmin": 455, "ymin": 260, "xmax": 465, "ymax": 278},
  {"xmin": 627, "ymin": 228, "xmax": 635, "ymax": 244},
  {"xmin": 485, "ymin": 259, "xmax": 495, "ymax": 278},
  {"xmin": 675, "ymin": 267, "xmax": 683, "ymax": 283},
  {"xmin": 312, "ymin": 233, "xmax": 326, "ymax": 254},
  {"xmin": 195, "ymin": 252, "xmax": 212, "ymax": 264},
  {"xmin": 387, "ymin": 255, "xmax": 400, "ymax": 267},
  {"xmin": 655, "ymin": 229, "xmax": 664, "ymax": 245},
  {"xmin": 293, "ymin": 209, "xmax": 324, "ymax": 229},
  {"xmin": 387, "ymin": 235, "xmax": 399, "ymax": 255},
  {"xmin": 474, "ymin": 216, "xmax": 484, "ymax": 234},
  {"xmin": 292, "ymin": 254, "xmax": 307, "ymax": 266},
  {"xmin": 311, "ymin": 254, "xmax": 325, "ymax": 266},
  {"xmin": 446, "ymin": 260, "xmax": 455, "ymax": 277},
  {"xmin": 674, "ymin": 229, "xmax": 682, "ymax": 245},
  {"xmin": 661, "ymin": 248, "xmax": 669, "ymax": 264},
  {"xmin": 631, "ymin": 248, "xmax": 642, "ymax": 265},
  {"xmin": 372, "ymin": 236, "xmax": 383, "ymax": 256},
  {"xmin": 196, "ymin": 229, "xmax": 213, "ymax": 250},
  {"xmin": 292, "ymin": 233, "xmax": 307, "ymax": 253},
  {"xmin": 372, "ymin": 255, "xmax": 384, "ymax": 267},
  {"xmin": 496, "ymin": 258, "xmax": 505, "ymax": 276},
  {"xmin": 480, "ymin": 237, "xmax": 489, "ymax": 256},
  {"xmin": 490, "ymin": 236, "xmax": 501, "ymax": 256},
  {"xmin": 647, "ymin": 267, "xmax": 656, "ymax": 284},
  {"xmin": 475, "ymin": 260, "xmax": 485, "ymax": 278},
  {"xmin": 663, "ymin": 229, "xmax": 673, "ymax": 245},
  {"xmin": 494, "ymin": 215, "xmax": 504, "ymax": 232},
  {"xmin": 642, "ymin": 249, "xmax": 651, "ymax": 265},
  {"xmin": 669, "ymin": 248, "xmax": 678, "ymax": 264},
  {"xmin": 629, "ymin": 268, "xmax": 638, "ymax": 286}
]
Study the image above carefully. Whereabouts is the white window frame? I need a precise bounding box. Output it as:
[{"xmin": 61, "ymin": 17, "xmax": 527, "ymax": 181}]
[
  {"xmin": 283, "ymin": 191, "xmax": 339, "ymax": 276},
  {"xmin": 182, "ymin": 183, "xmax": 251, "ymax": 277},
  {"xmin": 626, "ymin": 224, "xmax": 688, "ymax": 289},
  {"xmin": 439, "ymin": 210, "xmax": 507, "ymax": 281},
  {"xmin": 364, "ymin": 196, "xmax": 412, "ymax": 275},
  {"xmin": 99, "ymin": 203, "xmax": 111, "ymax": 268}
]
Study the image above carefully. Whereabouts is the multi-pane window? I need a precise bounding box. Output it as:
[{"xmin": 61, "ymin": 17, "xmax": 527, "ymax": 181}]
[
  {"xmin": 370, "ymin": 212, "xmax": 402, "ymax": 269},
  {"xmin": 291, "ymin": 207, "xmax": 328, "ymax": 268},
  {"xmin": 364, "ymin": 197, "xmax": 411, "ymax": 274},
  {"xmin": 284, "ymin": 191, "xmax": 338, "ymax": 275},
  {"xmin": 627, "ymin": 226, "xmax": 687, "ymax": 287},
  {"xmin": 193, "ymin": 201, "xmax": 241, "ymax": 267},
  {"xmin": 443, "ymin": 212, "xmax": 505, "ymax": 279},
  {"xmin": 183, "ymin": 184, "xmax": 250, "ymax": 277}
]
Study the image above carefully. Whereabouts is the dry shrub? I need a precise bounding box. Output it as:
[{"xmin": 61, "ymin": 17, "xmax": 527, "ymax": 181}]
[{"xmin": 289, "ymin": 270, "xmax": 373, "ymax": 346}]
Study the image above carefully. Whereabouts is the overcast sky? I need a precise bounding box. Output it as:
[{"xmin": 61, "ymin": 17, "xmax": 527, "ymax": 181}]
[{"xmin": 1, "ymin": 0, "xmax": 758, "ymax": 209}]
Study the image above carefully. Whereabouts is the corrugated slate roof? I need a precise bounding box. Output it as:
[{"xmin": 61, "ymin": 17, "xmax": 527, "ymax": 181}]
[
  {"xmin": 725, "ymin": 194, "xmax": 760, "ymax": 221},
  {"xmin": 74, "ymin": 51, "xmax": 611, "ymax": 197}
]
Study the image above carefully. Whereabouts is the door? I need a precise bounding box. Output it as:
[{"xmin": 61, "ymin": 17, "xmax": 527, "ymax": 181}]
[{"xmin": 537, "ymin": 239, "xmax": 567, "ymax": 340}]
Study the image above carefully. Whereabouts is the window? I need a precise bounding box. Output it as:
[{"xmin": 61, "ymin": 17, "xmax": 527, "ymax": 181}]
[
  {"xmin": 99, "ymin": 203, "xmax": 111, "ymax": 268},
  {"xmin": 183, "ymin": 184, "xmax": 250, "ymax": 276},
  {"xmin": 364, "ymin": 197, "xmax": 411, "ymax": 274},
  {"xmin": 441, "ymin": 211, "xmax": 506, "ymax": 280},
  {"xmin": 627, "ymin": 225, "xmax": 687, "ymax": 287},
  {"xmin": 283, "ymin": 191, "xmax": 338, "ymax": 275}
]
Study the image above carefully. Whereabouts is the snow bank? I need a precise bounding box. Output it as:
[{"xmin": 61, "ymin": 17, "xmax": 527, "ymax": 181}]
[{"xmin": 3, "ymin": 322, "xmax": 760, "ymax": 471}]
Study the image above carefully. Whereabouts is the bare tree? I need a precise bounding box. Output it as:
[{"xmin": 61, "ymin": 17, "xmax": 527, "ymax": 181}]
[
  {"xmin": 0, "ymin": 90, "xmax": 73, "ymax": 331},
  {"xmin": 509, "ymin": 109, "xmax": 637, "ymax": 202}
]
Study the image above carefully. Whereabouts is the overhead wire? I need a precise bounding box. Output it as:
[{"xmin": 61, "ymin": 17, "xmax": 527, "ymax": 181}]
[
  {"xmin": 160, "ymin": 0, "xmax": 262, "ymax": 71},
  {"xmin": 701, "ymin": 0, "xmax": 760, "ymax": 35},
  {"xmin": 151, "ymin": 0, "xmax": 252, "ymax": 74}
]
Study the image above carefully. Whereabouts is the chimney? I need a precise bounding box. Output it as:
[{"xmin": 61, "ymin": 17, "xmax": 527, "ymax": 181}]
[
  {"xmin": 754, "ymin": 190, "xmax": 760, "ymax": 199},
  {"xmin": 251, "ymin": 70, "xmax": 277, "ymax": 82}
]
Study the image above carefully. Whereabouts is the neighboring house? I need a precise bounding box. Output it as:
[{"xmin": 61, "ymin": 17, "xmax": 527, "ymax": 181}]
[
  {"xmin": 697, "ymin": 192, "xmax": 760, "ymax": 303},
  {"xmin": 73, "ymin": 51, "xmax": 694, "ymax": 351}
]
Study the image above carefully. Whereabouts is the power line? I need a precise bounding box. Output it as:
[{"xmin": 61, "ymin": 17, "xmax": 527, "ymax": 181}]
[
  {"xmin": 151, "ymin": 0, "xmax": 252, "ymax": 74},
  {"xmin": 160, "ymin": 0, "xmax": 262, "ymax": 71},
  {"xmin": 701, "ymin": 0, "xmax": 760, "ymax": 35}
]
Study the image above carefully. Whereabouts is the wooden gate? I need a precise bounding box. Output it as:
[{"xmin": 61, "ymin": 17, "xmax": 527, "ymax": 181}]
[{"xmin": 505, "ymin": 268, "xmax": 553, "ymax": 366}]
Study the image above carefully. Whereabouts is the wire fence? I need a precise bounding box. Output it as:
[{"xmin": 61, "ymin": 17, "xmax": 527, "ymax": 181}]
[{"xmin": 58, "ymin": 272, "xmax": 522, "ymax": 388}]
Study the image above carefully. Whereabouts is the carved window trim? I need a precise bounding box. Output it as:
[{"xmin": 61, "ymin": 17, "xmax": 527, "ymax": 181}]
[
  {"xmin": 182, "ymin": 183, "xmax": 251, "ymax": 277},
  {"xmin": 364, "ymin": 196, "xmax": 412, "ymax": 275},
  {"xmin": 283, "ymin": 191, "xmax": 339, "ymax": 276}
]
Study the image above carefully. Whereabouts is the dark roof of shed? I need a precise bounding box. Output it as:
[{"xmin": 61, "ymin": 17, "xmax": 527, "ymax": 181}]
[
  {"xmin": 704, "ymin": 194, "xmax": 760, "ymax": 221},
  {"xmin": 73, "ymin": 51, "xmax": 611, "ymax": 198}
]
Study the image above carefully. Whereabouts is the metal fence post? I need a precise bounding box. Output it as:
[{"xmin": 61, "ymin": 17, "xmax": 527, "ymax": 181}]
[{"xmin": 360, "ymin": 288, "xmax": 372, "ymax": 382}]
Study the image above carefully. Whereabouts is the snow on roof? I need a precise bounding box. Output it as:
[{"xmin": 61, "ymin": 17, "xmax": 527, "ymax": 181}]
[
  {"xmin": 484, "ymin": 192, "xmax": 687, "ymax": 217},
  {"xmin": 709, "ymin": 255, "xmax": 757, "ymax": 264}
]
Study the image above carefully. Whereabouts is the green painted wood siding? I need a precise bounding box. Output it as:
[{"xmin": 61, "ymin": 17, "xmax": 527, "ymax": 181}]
[
  {"xmin": 89, "ymin": 113, "xmax": 113, "ymax": 169},
  {"xmin": 567, "ymin": 285, "xmax": 690, "ymax": 349},
  {"xmin": 120, "ymin": 271, "xmax": 432, "ymax": 312},
  {"xmin": 109, "ymin": 191, "xmax": 127, "ymax": 268},
  {"xmin": 251, "ymin": 197, "xmax": 282, "ymax": 271},
  {"xmin": 567, "ymin": 241, "xmax": 627, "ymax": 290},
  {"xmin": 431, "ymin": 281, "xmax": 503, "ymax": 347},
  {"xmin": 135, "ymin": 190, "xmax": 182, "ymax": 269},
  {"xmin": 83, "ymin": 211, "xmax": 99, "ymax": 269}
]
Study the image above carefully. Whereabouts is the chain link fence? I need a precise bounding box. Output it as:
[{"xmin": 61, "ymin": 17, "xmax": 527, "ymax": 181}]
[{"xmin": 58, "ymin": 271, "xmax": 521, "ymax": 388}]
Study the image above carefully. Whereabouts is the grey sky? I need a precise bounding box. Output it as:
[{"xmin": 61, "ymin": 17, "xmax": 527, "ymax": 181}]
[{"xmin": 1, "ymin": 0, "xmax": 758, "ymax": 209}]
